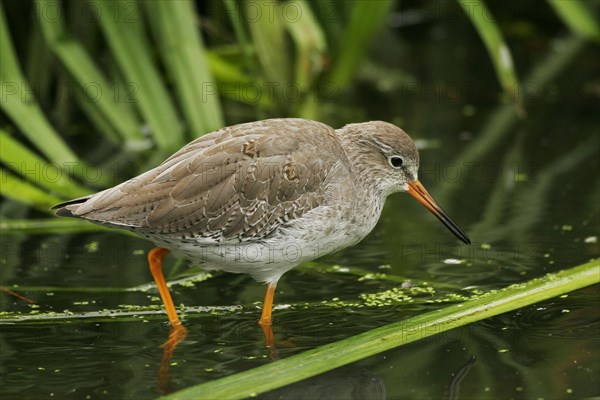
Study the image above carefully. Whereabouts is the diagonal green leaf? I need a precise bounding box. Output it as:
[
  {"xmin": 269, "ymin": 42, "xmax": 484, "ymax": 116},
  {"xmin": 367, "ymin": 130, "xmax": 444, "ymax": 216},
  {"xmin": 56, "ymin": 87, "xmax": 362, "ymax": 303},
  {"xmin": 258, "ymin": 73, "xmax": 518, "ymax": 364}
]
[
  {"xmin": 457, "ymin": 0, "xmax": 521, "ymax": 103},
  {"xmin": 94, "ymin": 0, "xmax": 183, "ymax": 153},
  {"xmin": 162, "ymin": 260, "xmax": 600, "ymax": 400},
  {"xmin": 35, "ymin": 0, "xmax": 145, "ymax": 146},
  {"xmin": 245, "ymin": 0, "xmax": 291, "ymax": 106},
  {"xmin": 0, "ymin": 218, "xmax": 108, "ymax": 234},
  {"xmin": 0, "ymin": 129, "xmax": 90, "ymax": 199},
  {"xmin": 206, "ymin": 51, "xmax": 253, "ymax": 86},
  {"xmin": 0, "ymin": 4, "xmax": 111, "ymax": 187},
  {"xmin": 547, "ymin": 0, "xmax": 600, "ymax": 42},
  {"xmin": 283, "ymin": 0, "xmax": 326, "ymax": 91},
  {"xmin": 25, "ymin": 18, "xmax": 54, "ymax": 96},
  {"xmin": 0, "ymin": 169, "xmax": 63, "ymax": 211},
  {"xmin": 144, "ymin": 0, "xmax": 224, "ymax": 137},
  {"xmin": 222, "ymin": 0, "xmax": 265, "ymax": 118},
  {"xmin": 283, "ymin": 0, "xmax": 327, "ymax": 118},
  {"xmin": 0, "ymin": 3, "xmax": 80, "ymax": 167},
  {"xmin": 328, "ymin": 0, "xmax": 393, "ymax": 88}
]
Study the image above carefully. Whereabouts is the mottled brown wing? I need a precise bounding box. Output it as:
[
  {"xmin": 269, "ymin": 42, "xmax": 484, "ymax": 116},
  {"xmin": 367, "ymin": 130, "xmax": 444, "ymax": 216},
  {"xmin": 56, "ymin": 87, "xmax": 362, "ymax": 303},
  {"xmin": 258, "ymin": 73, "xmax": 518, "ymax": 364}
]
[{"xmin": 62, "ymin": 119, "xmax": 345, "ymax": 242}]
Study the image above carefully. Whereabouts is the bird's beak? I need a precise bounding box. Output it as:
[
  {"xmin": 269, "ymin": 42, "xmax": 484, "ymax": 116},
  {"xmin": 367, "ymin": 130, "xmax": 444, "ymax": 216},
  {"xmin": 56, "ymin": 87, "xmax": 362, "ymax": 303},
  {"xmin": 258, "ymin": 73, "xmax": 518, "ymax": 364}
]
[{"xmin": 407, "ymin": 180, "xmax": 471, "ymax": 245}]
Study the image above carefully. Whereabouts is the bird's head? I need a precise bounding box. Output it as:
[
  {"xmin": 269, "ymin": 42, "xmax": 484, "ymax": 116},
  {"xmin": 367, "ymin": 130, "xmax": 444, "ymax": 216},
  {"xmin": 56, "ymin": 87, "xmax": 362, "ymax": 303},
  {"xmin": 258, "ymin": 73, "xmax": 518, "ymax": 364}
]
[{"xmin": 337, "ymin": 121, "xmax": 470, "ymax": 245}]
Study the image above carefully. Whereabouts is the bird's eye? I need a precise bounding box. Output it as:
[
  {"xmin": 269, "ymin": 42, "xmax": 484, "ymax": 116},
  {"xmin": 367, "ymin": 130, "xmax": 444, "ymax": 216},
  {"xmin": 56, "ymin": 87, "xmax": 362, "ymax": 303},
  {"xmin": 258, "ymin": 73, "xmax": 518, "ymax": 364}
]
[{"xmin": 388, "ymin": 156, "xmax": 403, "ymax": 168}]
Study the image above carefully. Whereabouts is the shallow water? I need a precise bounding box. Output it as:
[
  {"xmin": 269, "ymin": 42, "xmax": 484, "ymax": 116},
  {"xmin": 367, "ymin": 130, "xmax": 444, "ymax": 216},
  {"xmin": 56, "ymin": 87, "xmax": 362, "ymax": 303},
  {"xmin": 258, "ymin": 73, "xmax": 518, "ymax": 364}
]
[
  {"xmin": 1, "ymin": 2, "xmax": 599, "ymax": 399},
  {"xmin": 1, "ymin": 139, "xmax": 598, "ymax": 400},
  {"xmin": 1, "ymin": 204, "xmax": 598, "ymax": 399}
]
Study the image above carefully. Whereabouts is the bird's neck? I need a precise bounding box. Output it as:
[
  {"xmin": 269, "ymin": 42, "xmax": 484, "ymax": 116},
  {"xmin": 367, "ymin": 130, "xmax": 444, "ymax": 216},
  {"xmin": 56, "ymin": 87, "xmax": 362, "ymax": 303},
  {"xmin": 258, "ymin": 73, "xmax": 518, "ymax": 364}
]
[{"xmin": 335, "ymin": 129, "xmax": 388, "ymax": 201}]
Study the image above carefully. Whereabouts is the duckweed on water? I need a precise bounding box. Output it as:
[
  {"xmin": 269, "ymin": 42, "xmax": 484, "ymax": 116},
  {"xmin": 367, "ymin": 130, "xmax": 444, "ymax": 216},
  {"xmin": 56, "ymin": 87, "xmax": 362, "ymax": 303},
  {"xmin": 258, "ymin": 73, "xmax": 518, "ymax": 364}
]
[
  {"xmin": 84, "ymin": 241, "xmax": 99, "ymax": 253},
  {"xmin": 6, "ymin": 264, "xmax": 595, "ymax": 324},
  {"xmin": 441, "ymin": 292, "xmax": 473, "ymax": 302},
  {"xmin": 357, "ymin": 273, "xmax": 390, "ymax": 281},
  {"xmin": 330, "ymin": 265, "xmax": 350, "ymax": 273},
  {"xmin": 118, "ymin": 304, "xmax": 161, "ymax": 311},
  {"xmin": 584, "ymin": 236, "xmax": 597, "ymax": 243},
  {"xmin": 360, "ymin": 285, "xmax": 436, "ymax": 307}
]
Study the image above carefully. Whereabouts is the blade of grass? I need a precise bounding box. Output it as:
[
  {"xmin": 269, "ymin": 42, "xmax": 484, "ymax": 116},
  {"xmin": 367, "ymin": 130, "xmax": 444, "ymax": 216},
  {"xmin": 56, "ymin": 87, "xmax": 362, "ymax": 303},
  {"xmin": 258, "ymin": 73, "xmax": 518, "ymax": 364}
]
[
  {"xmin": 0, "ymin": 4, "xmax": 94, "ymax": 181},
  {"xmin": 283, "ymin": 0, "xmax": 327, "ymax": 118},
  {"xmin": 244, "ymin": 0, "xmax": 291, "ymax": 110},
  {"xmin": 25, "ymin": 17, "xmax": 54, "ymax": 100},
  {"xmin": 0, "ymin": 169, "xmax": 63, "ymax": 211},
  {"xmin": 35, "ymin": 0, "xmax": 145, "ymax": 147},
  {"xmin": 0, "ymin": 129, "xmax": 90, "ymax": 198},
  {"xmin": 162, "ymin": 260, "xmax": 599, "ymax": 400},
  {"xmin": 547, "ymin": 0, "xmax": 600, "ymax": 42},
  {"xmin": 328, "ymin": 0, "xmax": 393, "ymax": 88},
  {"xmin": 223, "ymin": 0, "xmax": 265, "ymax": 119},
  {"xmin": 144, "ymin": 0, "xmax": 224, "ymax": 137},
  {"xmin": 268, "ymin": 0, "xmax": 326, "ymax": 91},
  {"xmin": 206, "ymin": 51, "xmax": 253, "ymax": 85},
  {"xmin": 0, "ymin": 218, "xmax": 111, "ymax": 234},
  {"xmin": 204, "ymin": 48, "xmax": 276, "ymax": 108},
  {"xmin": 72, "ymin": 87, "xmax": 121, "ymax": 144},
  {"xmin": 309, "ymin": 0, "xmax": 344, "ymax": 51},
  {"xmin": 94, "ymin": 0, "xmax": 183, "ymax": 153},
  {"xmin": 457, "ymin": 0, "xmax": 521, "ymax": 104}
]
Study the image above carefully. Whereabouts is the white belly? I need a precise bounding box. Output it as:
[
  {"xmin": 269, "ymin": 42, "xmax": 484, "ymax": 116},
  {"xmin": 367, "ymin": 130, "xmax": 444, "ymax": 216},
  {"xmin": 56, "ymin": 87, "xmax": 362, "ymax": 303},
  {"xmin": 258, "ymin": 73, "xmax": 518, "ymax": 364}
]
[{"xmin": 158, "ymin": 199, "xmax": 383, "ymax": 283}]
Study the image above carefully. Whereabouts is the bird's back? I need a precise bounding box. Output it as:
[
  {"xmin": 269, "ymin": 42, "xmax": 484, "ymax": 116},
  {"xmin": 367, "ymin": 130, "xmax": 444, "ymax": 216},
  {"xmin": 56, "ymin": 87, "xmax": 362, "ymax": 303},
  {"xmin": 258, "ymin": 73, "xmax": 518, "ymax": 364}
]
[{"xmin": 54, "ymin": 119, "xmax": 349, "ymax": 244}]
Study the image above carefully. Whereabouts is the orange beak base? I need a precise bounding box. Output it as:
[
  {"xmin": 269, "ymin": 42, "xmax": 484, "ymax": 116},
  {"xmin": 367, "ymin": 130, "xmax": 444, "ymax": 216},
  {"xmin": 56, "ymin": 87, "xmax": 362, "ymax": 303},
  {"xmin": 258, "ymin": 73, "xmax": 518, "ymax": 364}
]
[{"xmin": 407, "ymin": 180, "xmax": 471, "ymax": 245}]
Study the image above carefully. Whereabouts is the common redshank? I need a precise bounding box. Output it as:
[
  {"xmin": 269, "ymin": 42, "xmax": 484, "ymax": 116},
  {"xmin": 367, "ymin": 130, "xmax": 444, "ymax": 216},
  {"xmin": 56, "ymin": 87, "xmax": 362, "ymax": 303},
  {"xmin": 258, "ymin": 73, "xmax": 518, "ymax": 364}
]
[{"xmin": 53, "ymin": 118, "xmax": 470, "ymax": 331}]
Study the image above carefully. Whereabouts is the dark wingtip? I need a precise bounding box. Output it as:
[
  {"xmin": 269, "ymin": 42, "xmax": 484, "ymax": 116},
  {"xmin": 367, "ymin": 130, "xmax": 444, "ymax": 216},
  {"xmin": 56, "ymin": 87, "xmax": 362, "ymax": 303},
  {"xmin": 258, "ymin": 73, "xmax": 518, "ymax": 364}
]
[{"xmin": 51, "ymin": 198, "xmax": 89, "ymax": 218}]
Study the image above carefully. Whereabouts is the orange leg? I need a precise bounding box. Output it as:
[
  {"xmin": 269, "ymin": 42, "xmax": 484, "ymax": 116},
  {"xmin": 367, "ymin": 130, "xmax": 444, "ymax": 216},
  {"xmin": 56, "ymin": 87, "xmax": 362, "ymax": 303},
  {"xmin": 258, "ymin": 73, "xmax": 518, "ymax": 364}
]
[
  {"xmin": 148, "ymin": 247, "xmax": 189, "ymax": 392},
  {"xmin": 258, "ymin": 281, "xmax": 277, "ymax": 326},
  {"xmin": 148, "ymin": 247, "xmax": 183, "ymax": 328},
  {"xmin": 258, "ymin": 281, "xmax": 279, "ymax": 359}
]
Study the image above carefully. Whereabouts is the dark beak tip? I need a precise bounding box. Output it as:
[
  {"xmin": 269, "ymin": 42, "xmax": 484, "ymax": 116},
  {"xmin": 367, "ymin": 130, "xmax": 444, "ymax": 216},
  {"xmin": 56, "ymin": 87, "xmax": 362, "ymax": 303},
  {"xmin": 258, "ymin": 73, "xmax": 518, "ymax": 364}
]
[
  {"xmin": 407, "ymin": 180, "xmax": 471, "ymax": 246},
  {"xmin": 453, "ymin": 230, "xmax": 471, "ymax": 245}
]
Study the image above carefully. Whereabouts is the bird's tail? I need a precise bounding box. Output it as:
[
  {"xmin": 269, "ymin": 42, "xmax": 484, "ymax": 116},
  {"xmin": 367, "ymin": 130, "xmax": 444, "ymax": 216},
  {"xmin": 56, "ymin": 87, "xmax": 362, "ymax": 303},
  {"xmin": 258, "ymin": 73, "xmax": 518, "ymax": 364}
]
[{"xmin": 51, "ymin": 196, "xmax": 91, "ymax": 217}]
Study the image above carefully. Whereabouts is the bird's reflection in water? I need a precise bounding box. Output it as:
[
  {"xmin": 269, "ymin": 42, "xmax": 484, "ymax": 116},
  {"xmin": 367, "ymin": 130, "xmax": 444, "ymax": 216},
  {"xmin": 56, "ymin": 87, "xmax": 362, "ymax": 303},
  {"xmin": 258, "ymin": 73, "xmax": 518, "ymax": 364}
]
[
  {"xmin": 155, "ymin": 321, "xmax": 279, "ymax": 394},
  {"xmin": 157, "ymin": 326, "xmax": 188, "ymax": 394},
  {"xmin": 153, "ymin": 312, "xmax": 385, "ymax": 397},
  {"xmin": 260, "ymin": 322, "xmax": 279, "ymax": 359}
]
